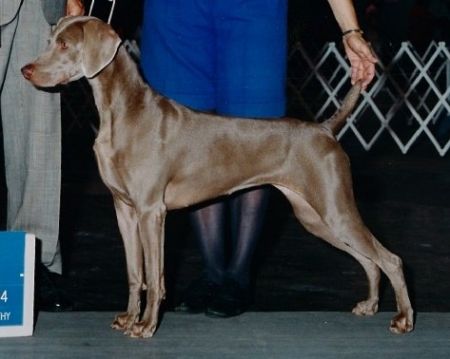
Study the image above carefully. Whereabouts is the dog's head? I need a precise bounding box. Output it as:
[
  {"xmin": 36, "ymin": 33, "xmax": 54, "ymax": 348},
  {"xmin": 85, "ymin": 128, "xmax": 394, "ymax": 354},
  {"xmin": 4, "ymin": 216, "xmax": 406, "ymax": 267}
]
[{"xmin": 22, "ymin": 16, "xmax": 122, "ymax": 87}]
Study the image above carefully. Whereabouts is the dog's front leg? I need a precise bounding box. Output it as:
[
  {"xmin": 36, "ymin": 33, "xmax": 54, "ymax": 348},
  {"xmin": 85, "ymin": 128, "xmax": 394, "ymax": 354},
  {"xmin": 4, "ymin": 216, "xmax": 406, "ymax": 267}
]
[
  {"xmin": 127, "ymin": 204, "xmax": 166, "ymax": 338},
  {"xmin": 110, "ymin": 198, "xmax": 144, "ymax": 332}
]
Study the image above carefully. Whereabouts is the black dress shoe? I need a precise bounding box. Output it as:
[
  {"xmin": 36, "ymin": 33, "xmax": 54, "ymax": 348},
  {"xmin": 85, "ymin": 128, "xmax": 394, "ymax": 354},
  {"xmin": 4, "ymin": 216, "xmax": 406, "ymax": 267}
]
[
  {"xmin": 175, "ymin": 276, "xmax": 219, "ymax": 314},
  {"xmin": 205, "ymin": 279, "xmax": 249, "ymax": 318},
  {"xmin": 37, "ymin": 263, "xmax": 74, "ymax": 312}
]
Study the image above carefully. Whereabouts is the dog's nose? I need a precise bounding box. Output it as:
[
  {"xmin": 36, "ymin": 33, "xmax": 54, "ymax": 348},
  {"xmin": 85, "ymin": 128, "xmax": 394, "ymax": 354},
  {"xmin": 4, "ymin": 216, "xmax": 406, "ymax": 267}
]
[{"xmin": 21, "ymin": 64, "xmax": 35, "ymax": 80}]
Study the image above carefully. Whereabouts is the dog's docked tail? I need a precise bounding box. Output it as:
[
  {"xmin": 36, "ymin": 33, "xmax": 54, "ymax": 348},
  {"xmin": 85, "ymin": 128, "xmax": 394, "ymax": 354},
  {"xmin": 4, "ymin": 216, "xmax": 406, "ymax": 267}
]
[{"xmin": 323, "ymin": 82, "xmax": 362, "ymax": 135}]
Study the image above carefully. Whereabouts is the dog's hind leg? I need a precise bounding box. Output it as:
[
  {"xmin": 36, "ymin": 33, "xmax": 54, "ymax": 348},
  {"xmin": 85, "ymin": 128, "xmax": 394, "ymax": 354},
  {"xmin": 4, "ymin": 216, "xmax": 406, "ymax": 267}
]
[
  {"xmin": 359, "ymin": 234, "xmax": 414, "ymax": 334},
  {"xmin": 275, "ymin": 185, "xmax": 413, "ymax": 333},
  {"xmin": 275, "ymin": 186, "xmax": 380, "ymax": 314},
  {"xmin": 338, "ymin": 224, "xmax": 413, "ymax": 333},
  {"xmin": 110, "ymin": 198, "xmax": 144, "ymax": 332}
]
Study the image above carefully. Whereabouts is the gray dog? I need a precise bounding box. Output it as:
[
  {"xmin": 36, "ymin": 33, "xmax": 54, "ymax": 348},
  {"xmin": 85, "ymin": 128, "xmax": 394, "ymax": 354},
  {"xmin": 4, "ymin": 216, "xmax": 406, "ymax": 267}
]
[{"xmin": 22, "ymin": 16, "xmax": 413, "ymax": 338}]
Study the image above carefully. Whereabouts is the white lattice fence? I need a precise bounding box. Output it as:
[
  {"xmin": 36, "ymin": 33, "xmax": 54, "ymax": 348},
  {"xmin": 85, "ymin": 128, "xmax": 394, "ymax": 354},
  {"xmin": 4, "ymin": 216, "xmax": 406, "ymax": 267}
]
[{"xmin": 288, "ymin": 41, "xmax": 450, "ymax": 156}]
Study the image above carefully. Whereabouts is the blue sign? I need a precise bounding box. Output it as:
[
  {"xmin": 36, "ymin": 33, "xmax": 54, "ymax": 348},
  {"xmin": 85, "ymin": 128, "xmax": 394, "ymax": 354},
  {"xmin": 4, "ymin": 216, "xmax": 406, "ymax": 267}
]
[{"xmin": 0, "ymin": 232, "xmax": 26, "ymax": 327}]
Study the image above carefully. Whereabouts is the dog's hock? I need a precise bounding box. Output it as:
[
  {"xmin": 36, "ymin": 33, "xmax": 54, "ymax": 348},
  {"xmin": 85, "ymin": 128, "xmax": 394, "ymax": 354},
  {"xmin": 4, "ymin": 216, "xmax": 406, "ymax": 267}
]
[{"xmin": 81, "ymin": 20, "xmax": 122, "ymax": 78}]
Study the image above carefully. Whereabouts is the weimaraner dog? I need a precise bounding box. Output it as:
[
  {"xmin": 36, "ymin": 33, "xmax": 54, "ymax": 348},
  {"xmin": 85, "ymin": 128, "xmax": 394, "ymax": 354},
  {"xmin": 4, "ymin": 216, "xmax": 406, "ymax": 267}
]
[{"xmin": 22, "ymin": 16, "xmax": 413, "ymax": 338}]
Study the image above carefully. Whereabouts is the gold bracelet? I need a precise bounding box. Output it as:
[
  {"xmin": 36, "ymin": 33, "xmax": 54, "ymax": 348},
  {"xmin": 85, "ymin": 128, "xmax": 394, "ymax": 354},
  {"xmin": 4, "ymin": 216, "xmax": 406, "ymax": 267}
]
[{"xmin": 342, "ymin": 29, "xmax": 364, "ymax": 37}]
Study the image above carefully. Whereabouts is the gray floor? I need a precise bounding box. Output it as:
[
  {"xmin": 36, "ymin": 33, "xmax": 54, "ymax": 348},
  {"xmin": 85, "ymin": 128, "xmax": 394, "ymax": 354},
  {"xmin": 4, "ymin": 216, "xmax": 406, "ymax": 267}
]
[{"xmin": 1, "ymin": 312, "xmax": 449, "ymax": 358}]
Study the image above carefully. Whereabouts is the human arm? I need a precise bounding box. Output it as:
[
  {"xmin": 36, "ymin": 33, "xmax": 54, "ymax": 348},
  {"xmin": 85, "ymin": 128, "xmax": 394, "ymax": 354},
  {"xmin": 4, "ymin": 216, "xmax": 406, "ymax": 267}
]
[
  {"xmin": 327, "ymin": 0, "xmax": 377, "ymax": 89},
  {"xmin": 66, "ymin": 0, "xmax": 85, "ymax": 16}
]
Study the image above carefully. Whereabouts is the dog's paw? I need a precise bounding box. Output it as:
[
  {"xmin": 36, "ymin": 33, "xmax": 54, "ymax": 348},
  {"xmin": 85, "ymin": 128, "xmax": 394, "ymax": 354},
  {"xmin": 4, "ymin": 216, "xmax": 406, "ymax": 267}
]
[
  {"xmin": 126, "ymin": 321, "xmax": 156, "ymax": 339},
  {"xmin": 352, "ymin": 299, "xmax": 379, "ymax": 316},
  {"xmin": 111, "ymin": 312, "xmax": 138, "ymax": 331},
  {"xmin": 389, "ymin": 313, "xmax": 414, "ymax": 334}
]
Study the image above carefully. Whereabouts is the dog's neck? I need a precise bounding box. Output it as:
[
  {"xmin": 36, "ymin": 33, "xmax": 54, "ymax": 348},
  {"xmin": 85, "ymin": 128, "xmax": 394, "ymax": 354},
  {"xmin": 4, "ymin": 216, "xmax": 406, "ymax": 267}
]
[
  {"xmin": 88, "ymin": 46, "xmax": 153, "ymax": 110},
  {"xmin": 87, "ymin": 46, "xmax": 164, "ymax": 146}
]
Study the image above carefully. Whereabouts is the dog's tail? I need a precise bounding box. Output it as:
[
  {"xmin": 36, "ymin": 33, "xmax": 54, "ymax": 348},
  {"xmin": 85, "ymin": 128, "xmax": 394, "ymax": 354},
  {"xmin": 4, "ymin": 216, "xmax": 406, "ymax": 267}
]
[{"xmin": 323, "ymin": 81, "xmax": 362, "ymax": 135}]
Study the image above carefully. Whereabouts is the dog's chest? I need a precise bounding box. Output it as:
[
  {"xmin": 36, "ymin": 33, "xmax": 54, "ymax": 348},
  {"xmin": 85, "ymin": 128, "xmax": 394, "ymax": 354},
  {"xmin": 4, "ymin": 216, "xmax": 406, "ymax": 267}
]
[{"xmin": 93, "ymin": 142, "xmax": 131, "ymax": 201}]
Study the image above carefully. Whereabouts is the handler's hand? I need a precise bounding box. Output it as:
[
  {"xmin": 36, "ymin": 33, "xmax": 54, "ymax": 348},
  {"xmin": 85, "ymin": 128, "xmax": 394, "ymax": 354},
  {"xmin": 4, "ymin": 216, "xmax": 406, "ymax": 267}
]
[
  {"xmin": 342, "ymin": 33, "xmax": 377, "ymax": 90},
  {"xmin": 66, "ymin": 0, "xmax": 85, "ymax": 16}
]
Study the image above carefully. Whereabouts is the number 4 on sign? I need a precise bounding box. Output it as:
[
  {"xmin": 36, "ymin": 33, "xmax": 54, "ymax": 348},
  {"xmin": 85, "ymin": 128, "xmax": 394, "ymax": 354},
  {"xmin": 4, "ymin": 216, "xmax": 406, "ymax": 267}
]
[{"xmin": 1, "ymin": 290, "xmax": 7, "ymax": 303}]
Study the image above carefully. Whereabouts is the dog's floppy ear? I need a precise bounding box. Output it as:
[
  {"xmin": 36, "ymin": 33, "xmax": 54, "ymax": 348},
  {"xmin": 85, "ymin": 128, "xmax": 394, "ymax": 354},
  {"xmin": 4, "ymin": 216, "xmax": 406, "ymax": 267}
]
[{"xmin": 82, "ymin": 19, "xmax": 122, "ymax": 78}]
